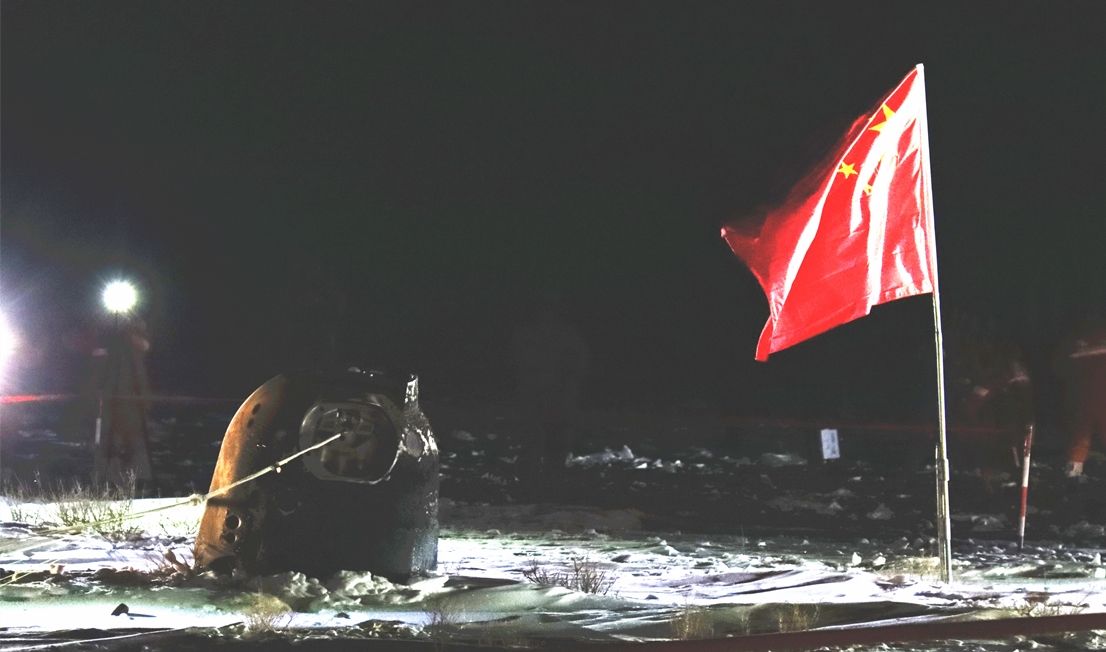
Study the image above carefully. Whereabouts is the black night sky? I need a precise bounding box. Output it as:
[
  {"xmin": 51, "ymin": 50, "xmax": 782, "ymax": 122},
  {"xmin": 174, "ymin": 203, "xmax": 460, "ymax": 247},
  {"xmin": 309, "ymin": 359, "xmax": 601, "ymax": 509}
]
[{"xmin": 3, "ymin": 1, "xmax": 1105, "ymax": 420}]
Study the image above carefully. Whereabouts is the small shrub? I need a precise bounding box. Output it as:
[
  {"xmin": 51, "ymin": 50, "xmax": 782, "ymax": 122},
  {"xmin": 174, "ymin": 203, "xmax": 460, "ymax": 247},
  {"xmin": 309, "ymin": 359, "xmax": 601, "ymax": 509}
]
[
  {"xmin": 520, "ymin": 563, "xmax": 556, "ymax": 586},
  {"xmin": 521, "ymin": 555, "xmax": 615, "ymax": 595},
  {"xmin": 157, "ymin": 515, "xmax": 199, "ymax": 540},
  {"xmin": 422, "ymin": 597, "xmax": 464, "ymax": 642},
  {"xmin": 570, "ymin": 556, "xmax": 617, "ymax": 595},
  {"xmin": 878, "ymin": 556, "xmax": 943, "ymax": 582},
  {"xmin": 1015, "ymin": 592, "xmax": 1088, "ymax": 618}
]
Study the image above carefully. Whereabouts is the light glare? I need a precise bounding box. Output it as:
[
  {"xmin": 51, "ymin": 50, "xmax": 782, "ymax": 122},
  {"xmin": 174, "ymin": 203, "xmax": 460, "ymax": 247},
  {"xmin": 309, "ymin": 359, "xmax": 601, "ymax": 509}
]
[
  {"xmin": 0, "ymin": 311, "xmax": 16, "ymax": 374},
  {"xmin": 102, "ymin": 280, "xmax": 138, "ymax": 314}
]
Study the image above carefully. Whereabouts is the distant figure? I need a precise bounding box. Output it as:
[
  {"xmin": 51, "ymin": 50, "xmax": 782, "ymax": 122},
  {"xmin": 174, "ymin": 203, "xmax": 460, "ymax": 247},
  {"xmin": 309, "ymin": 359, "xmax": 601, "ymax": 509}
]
[
  {"xmin": 511, "ymin": 295, "xmax": 590, "ymax": 487},
  {"xmin": 948, "ymin": 321, "xmax": 1034, "ymax": 490},
  {"xmin": 90, "ymin": 318, "xmax": 155, "ymax": 489},
  {"xmin": 1055, "ymin": 314, "xmax": 1106, "ymax": 478}
]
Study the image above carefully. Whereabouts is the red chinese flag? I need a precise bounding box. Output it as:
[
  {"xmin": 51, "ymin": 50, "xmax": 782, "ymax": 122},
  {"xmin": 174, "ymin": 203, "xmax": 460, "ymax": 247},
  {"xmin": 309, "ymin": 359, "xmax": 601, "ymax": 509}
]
[{"xmin": 722, "ymin": 67, "xmax": 935, "ymax": 361}]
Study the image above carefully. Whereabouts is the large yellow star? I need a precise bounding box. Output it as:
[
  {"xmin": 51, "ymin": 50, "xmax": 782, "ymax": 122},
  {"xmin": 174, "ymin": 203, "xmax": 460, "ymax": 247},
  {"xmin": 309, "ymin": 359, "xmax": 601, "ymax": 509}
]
[
  {"xmin": 869, "ymin": 103, "xmax": 895, "ymax": 132},
  {"xmin": 837, "ymin": 162, "xmax": 857, "ymax": 179}
]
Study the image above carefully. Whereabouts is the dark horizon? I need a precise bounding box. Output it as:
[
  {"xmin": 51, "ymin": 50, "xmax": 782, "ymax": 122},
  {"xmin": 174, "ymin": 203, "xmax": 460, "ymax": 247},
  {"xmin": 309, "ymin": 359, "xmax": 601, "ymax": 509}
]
[{"xmin": 3, "ymin": 1, "xmax": 1105, "ymax": 419}]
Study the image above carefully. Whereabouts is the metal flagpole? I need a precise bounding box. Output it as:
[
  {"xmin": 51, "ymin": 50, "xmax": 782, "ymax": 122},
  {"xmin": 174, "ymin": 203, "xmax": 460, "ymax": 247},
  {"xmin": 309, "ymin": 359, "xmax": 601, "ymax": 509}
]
[{"xmin": 915, "ymin": 63, "xmax": 953, "ymax": 583}]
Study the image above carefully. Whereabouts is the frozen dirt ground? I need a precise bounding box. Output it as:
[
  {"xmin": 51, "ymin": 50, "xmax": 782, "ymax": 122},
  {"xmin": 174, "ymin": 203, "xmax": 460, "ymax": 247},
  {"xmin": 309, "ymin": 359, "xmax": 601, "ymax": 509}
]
[{"xmin": 1, "ymin": 400, "xmax": 1104, "ymax": 650}]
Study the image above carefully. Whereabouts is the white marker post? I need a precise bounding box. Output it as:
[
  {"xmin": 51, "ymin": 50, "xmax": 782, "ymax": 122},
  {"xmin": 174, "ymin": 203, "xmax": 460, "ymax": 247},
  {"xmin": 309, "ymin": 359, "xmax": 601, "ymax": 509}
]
[
  {"xmin": 820, "ymin": 428, "xmax": 840, "ymax": 461},
  {"xmin": 1017, "ymin": 424, "xmax": 1035, "ymax": 550}
]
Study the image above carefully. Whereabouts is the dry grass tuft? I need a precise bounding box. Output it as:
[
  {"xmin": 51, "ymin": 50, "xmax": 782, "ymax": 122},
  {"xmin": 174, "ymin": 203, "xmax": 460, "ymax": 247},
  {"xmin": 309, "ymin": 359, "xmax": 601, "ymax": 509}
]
[
  {"xmin": 144, "ymin": 548, "xmax": 197, "ymax": 581},
  {"xmin": 240, "ymin": 591, "xmax": 294, "ymax": 635},
  {"xmin": 88, "ymin": 549, "xmax": 198, "ymax": 588},
  {"xmin": 742, "ymin": 602, "xmax": 822, "ymax": 634},
  {"xmin": 774, "ymin": 602, "xmax": 822, "ymax": 632},
  {"xmin": 2, "ymin": 474, "xmax": 45, "ymax": 524},
  {"xmin": 474, "ymin": 621, "xmax": 534, "ymax": 649},
  {"xmin": 54, "ymin": 476, "xmax": 141, "ymax": 541},
  {"xmin": 3, "ymin": 472, "xmax": 142, "ymax": 541},
  {"xmin": 1015, "ymin": 592, "xmax": 1088, "ymax": 618},
  {"xmin": 671, "ymin": 601, "xmax": 714, "ymax": 640},
  {"xmin": 422, "ymin": 597, "xmax": 465, "ymax": 643},
  {"xmin": 878, "ymin": 556, "xmax": 943, "ymax": 582},
  {"xmin": 157, "ymin": 514, "xmax": 199, "ymax": 540}
]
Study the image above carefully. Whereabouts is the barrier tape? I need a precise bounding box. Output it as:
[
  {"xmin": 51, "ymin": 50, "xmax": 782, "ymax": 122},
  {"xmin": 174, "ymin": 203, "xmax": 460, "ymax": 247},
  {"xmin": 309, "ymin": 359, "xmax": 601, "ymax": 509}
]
[
  {"xmin": 1, "ymin": 394, "xmax": 77, "ymax": 405},
  {"xmin": 718, "ymin": 415, "xmax": 1012, "ymax": 438},
  {"xmin": 1, "ymin": 393, "xmax": 236, "ymax": 405},
  {"xmin": 2, "ymin": 393, "xmax": 1009, "ymax": 436}
]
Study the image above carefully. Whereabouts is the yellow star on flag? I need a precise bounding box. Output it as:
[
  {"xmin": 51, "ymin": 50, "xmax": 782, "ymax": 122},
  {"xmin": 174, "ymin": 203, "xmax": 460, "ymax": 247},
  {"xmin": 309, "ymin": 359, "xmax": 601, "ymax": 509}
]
[
  {"xmin": 869, "ymin": 103, "xmax": 895, "ymax": 132},
  {"xmin": 863, "ymin": 183, "xmax": 873, "ymax": 196},
  {"xmin": 837, "ymin": 162, "xmax": 857, "ymax": 179}
]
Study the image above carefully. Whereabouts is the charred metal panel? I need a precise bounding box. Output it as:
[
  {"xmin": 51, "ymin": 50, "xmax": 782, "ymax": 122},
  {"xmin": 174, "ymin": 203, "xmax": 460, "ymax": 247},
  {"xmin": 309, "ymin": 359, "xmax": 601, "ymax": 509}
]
[{"xmin": 194, "ymin": 368, "xmax": 438, "ymax": 581}]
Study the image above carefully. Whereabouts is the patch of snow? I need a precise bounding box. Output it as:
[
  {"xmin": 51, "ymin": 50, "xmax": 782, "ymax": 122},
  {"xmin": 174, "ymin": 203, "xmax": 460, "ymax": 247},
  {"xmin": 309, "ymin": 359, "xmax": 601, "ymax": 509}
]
[
  {"xmin": 451, "ymin": 430, "xmax": 476, "ymax": 442},
  {"xmin": 1065, "ymin": 521, "xmax": 1106, "ymax": 539},
  {"xmin": 759, "ymin": 452, "xmax": 807, "ymax": 467},
  {"xmin": 867, "ymin": 503, "xmax": 894, "ymax": 520},
  {"xmin": 766, "ymin": 496, "xmax": 844, "ymax": 516},
  {"xmin": 566, "ymin": 446, "xmax": 635, "ymax": 468}
]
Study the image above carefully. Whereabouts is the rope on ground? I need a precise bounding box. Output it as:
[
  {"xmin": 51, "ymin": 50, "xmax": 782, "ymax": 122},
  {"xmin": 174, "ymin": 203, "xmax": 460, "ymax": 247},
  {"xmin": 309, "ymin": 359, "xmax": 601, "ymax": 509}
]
[
  {"xmin": 0, "ymin": 626, "xmax": 194, "ymax": 652},
  {"xmin": 0, "ymin": 432, "xmax": 344, "ymax": 578}
]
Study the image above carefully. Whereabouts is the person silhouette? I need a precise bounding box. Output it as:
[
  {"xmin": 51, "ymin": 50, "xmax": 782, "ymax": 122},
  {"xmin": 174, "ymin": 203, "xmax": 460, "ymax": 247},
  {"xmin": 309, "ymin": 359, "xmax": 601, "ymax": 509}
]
[
  {"xmin": 947, "ymin": 317, "xmax": 1033, "ymax": 492},
  {"xmin": 511, "ymin": 293, "xmax": 590, "ymax": 493},
  {"xmin": 91, "ymin": 316, "xmax": 155, "ymax": 490},
  {"xmin": 1055, "ymin": 310, "xmax": 1106, "ymax": 478}
]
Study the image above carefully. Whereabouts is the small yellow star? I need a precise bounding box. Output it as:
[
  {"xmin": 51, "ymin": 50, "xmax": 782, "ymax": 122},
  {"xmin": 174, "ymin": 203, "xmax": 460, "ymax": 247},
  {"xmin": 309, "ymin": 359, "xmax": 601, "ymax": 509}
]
[
  {"xmin": 869, "ymin": 103, "xmax": 895, "ymax": 132},
  {"xmin": 863, "ymin": 183, "xmax": 873, "ymax": 196},
  {"xmin": 837, "ymin": 162, "xmax": 857, "ymax": 179}
]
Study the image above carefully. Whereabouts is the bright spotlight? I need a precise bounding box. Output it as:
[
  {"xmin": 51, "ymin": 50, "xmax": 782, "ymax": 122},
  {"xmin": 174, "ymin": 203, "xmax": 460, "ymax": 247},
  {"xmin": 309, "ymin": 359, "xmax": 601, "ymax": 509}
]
[
  {"xmin": 0, "ymin": 311, "xmax": 16, "ymax": 373},
  {"xmin": 102, "ymin": 280, "xmax": 138, "ymax": 315}
]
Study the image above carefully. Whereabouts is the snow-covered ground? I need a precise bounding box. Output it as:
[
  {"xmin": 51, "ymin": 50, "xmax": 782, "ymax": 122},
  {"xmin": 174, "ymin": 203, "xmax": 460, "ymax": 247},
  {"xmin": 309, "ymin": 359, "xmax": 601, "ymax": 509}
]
[
  {"xmin": 1, "ymin": 403, "xmax": 1105, "ymax": 649},
  {"xmin": 3, "ymin": 495, "xmax": 1104, "ymax": 648}
]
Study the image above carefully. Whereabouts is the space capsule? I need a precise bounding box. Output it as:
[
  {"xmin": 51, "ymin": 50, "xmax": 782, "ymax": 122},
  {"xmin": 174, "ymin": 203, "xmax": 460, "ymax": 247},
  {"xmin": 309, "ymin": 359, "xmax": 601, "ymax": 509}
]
[{"xmin": 194, "ymin": 368, "xmax": 438, "ymax": 581}]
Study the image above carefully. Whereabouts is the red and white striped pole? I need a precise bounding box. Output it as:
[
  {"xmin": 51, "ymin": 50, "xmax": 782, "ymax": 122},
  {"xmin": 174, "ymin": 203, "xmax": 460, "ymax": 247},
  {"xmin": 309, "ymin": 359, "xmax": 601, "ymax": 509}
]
[{"xmin": 1017, "ymin": 423, "xmax": 1035, "ymax": 551}]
